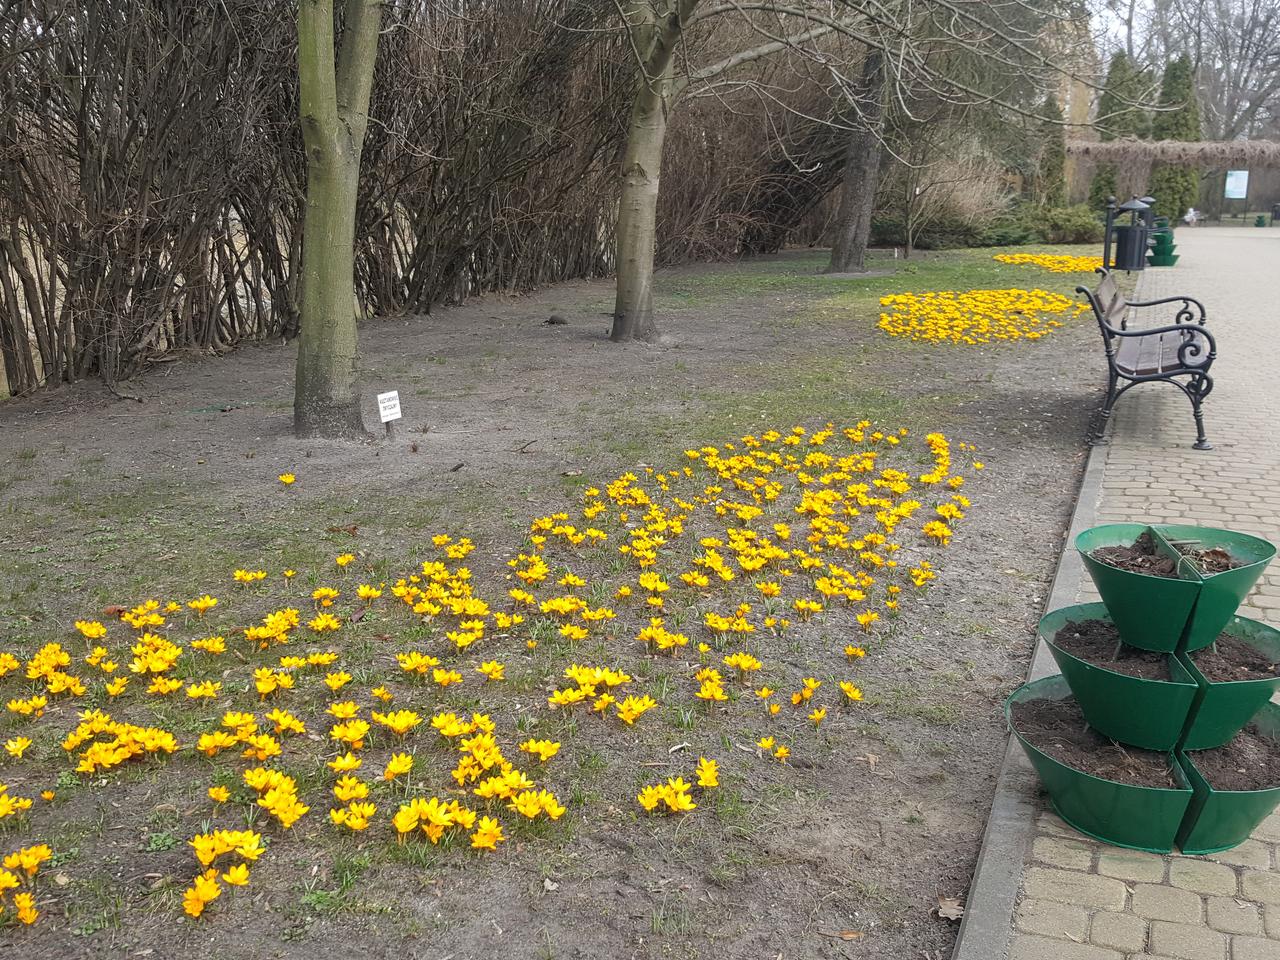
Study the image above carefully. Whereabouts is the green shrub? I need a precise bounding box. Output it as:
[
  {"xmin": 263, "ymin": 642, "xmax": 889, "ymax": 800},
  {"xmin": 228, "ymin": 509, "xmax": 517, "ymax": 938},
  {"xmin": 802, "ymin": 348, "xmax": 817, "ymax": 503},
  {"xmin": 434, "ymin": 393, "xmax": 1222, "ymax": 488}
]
[
  {"xmin": 869, "ymin": 202, "xmax": 1102, "ymax": 251},
  {"xmin": 1043, "ymin": 205, "xmax": 1105, "ymax": 243},
  {"xmin": 869, "ymin": 216, "xmax": 986, "ymax": 251}
]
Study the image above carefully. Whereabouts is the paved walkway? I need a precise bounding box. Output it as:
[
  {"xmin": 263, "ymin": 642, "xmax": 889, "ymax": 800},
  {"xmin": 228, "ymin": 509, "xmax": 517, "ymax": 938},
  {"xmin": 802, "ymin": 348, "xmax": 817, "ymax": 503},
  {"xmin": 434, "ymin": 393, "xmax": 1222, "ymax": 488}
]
[{"xmin": 955, "ymin": 227, "xmax": 1280, "ymax": 960}]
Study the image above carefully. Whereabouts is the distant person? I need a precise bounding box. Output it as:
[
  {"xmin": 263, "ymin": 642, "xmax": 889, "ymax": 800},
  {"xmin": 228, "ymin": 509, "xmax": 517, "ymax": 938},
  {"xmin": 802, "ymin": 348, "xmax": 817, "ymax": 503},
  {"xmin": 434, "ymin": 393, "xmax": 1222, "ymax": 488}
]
[{"xmin": 1183, "ymin": 207, "xmax": 1199, "ymax": 226}]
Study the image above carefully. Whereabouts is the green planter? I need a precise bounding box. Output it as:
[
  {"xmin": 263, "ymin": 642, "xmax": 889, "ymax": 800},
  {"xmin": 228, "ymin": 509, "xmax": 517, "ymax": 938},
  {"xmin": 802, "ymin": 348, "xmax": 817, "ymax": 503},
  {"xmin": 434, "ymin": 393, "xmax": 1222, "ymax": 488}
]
[
  {"xmin": 1076, "ymin": 524, "xmax": 1200, "ymax": 652},
  {"xmin": 1041, "ymin": 603, "xmax": 1198, "ymax": 750},
  {"xmin": 1156, "ymin": 525, "xmax": 1276, "ymax": 653},
  {"xmin": 1178, "ymin": 615, "xmax": 1280, "ymax": 750},
  {"xmin": 1007, "ymin": 675, "xmax": 1193, "ymax": 853},
  {"xmin": 1177, "ymin": 703, "xmax": 1280, "ymax": 854}
]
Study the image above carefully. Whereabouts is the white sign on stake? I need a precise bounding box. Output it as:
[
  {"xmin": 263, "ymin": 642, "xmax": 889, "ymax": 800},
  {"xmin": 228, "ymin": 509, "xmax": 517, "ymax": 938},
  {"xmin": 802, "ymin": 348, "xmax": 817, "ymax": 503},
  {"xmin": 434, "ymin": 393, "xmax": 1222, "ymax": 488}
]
[
  {"xmin": 376, "ymin": 390, "xmax": 402, "ymax": 424},
  {"xmin": 1224, "ymin": 170, "xmax": 1249, "ymax": 200}
]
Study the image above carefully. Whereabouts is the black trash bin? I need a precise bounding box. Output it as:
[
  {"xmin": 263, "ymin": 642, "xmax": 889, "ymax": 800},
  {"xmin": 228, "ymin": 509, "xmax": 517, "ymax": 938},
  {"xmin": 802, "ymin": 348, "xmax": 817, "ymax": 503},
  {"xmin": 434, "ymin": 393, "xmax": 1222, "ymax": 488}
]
[
  {"xmin": 1112, "ymin": 224, "xmax": 1149, "ymax": 271},
  {"xmin": 1272, "ymin": 202, "xmax": 1279, "ymax": 225}
]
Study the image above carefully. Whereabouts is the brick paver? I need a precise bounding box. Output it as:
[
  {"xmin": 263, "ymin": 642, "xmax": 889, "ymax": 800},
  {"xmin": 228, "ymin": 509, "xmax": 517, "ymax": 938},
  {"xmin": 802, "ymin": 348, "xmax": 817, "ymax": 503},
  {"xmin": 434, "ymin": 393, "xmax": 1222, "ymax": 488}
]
[{"xmin": 995, "ymin": 228, "xmax": 1280, "ymax": 960}]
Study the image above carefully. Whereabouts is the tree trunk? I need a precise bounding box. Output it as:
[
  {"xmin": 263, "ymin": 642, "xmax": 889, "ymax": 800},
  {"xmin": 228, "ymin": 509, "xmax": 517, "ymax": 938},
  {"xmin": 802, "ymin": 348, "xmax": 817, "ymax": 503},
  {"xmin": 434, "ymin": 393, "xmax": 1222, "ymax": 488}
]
[
  {"xmin": 292, "ymin": 0, "xmax": 381, "ymax": 439},
  {"xmin": 611, "ymin": 70, "xmax": 671, "ymax": 343},
  {"xmin": 294, "ymin": 154, "xmax": 365, "ymax": 437},
  {"xmin": 825, "ymin": 51, "xmax": 885, "ymax": 274}
]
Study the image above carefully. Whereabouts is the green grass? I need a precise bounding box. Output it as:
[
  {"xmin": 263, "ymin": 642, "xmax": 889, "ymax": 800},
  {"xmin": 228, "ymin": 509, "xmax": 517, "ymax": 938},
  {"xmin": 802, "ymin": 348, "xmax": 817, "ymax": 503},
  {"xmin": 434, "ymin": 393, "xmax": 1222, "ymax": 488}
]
[
  {"xmin": 299, "ymin": 850, "xmax": 374, "ymax": 915},
  {"xmin": 586, "ymin": 242, "xmax": 1099, "ymax": 314},
  {"xmin": 567, "ymin": 242, "xmax": 1096, "ymax": 464},
  {"xmin": 810, "ymin": 243, "xmax": 1098, "ymax": 318},
  {"xmin": 0, "ymin": 242, "xmax": 1062, "ymax": 950}
]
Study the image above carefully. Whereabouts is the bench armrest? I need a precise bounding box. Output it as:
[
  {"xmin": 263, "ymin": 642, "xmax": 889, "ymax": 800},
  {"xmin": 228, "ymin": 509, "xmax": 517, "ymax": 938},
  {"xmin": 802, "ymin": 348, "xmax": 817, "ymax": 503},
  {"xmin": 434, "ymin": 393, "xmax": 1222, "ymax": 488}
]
[
  {"xmin": 1124, "ymin": 295, "xmax": 1207, "ymax": 325},
  {"xmin": 1104, "ymin": 323, "xmax": 1217, "ymax": 365}
]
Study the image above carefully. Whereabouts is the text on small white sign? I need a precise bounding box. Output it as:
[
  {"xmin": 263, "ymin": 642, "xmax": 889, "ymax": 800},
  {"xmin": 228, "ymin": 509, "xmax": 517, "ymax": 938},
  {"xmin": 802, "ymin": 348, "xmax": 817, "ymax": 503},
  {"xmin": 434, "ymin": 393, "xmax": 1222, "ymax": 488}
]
[{"xmin": 376, "ymin": 390, "xmax": 402, "ymax": 424}]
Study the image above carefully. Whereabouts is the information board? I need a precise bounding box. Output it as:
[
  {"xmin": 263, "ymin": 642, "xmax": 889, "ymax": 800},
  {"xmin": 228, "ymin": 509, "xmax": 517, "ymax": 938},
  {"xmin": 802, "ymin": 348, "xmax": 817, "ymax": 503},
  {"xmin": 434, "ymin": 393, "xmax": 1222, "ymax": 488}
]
[{"xmin": 1224, "ymin": 170, "xmax": 1249, "ymax": 200}]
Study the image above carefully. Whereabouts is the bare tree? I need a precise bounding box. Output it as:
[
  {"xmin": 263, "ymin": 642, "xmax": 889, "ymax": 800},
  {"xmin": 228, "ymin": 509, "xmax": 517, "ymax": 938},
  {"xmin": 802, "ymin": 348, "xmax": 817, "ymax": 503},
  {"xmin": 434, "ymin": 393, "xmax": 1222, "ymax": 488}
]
[
  {"xmin": 609, "ymin": 2, "xmax": 856, "ymax": 343},
  {"xmin": 608, "ymin": 0, "xmax": 1096, "ymax": 341},
  {"xmin": 293, "ymin": 0, "xmax": 384, "ymax": 439},
  {"xmin": 1104, "ymin": 0, "xmax": 1280, "ymax": 139},
  {"xmin": 824, "ymin": 49, "xmax": 884, "ymax": 273}
]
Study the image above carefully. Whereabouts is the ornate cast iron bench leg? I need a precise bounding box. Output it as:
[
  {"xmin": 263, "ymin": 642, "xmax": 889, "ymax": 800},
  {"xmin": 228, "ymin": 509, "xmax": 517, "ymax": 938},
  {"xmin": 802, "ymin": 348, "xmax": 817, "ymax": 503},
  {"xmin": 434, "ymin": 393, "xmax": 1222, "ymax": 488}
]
[
  {"xmin": 1093, "ymin": 370, "xmax": 1120, "ymax": 446},
  {"xmin": 1189, "ymin": 371, "xmax": 1214, "ymax": 451}
]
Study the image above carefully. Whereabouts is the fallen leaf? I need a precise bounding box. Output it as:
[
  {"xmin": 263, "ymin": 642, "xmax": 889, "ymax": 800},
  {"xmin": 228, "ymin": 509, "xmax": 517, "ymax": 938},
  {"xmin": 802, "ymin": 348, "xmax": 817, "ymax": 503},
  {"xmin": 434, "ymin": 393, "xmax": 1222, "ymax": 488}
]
[
  {"xmin": 561, "ymin": 469, "xmax": 582, "ymax": 477},
  {"xmin": 103, "ymin": 605, "xmax": 127, "ymax": 617},
  {"xmin": 543, "ymin": 878, "xmax": 559, "ymax": 893},
  {"xmin": 936, "ymin": 896, "xmax": 965, "ymax": 921},
  {"xmin": 857, "ymin": 754, "xmax": 880, "ymax": 769},
  {"xmin": 818, "ymin": 929, "xmax": 864, "ymax": 941}
]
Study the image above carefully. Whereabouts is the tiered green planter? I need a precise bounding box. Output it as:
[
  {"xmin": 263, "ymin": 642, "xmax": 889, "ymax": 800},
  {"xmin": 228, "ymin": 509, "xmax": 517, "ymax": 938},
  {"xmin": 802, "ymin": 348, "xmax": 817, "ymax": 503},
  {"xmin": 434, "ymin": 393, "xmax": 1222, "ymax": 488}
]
[
  {"xmin": 1075, "ymin": 523, "xmax": 1275, "ymax": 652},
  {"xmin": 1041, "ymin": 603, "xmax": 1198, "ymax": 750},
  {"xmin": 1075, "ymin": 524, "xmax": 1199, "ymax": 651},
  {"xmin": 1006, "ymin": 676, "xmax": 1192, "ymax": 853},
  {"xmin": 1178, "ymin": 704, "xmax": 1280, "ymax": 854},
  {"xmin": 1148, "ymin": 230, "xmax": 1179, "ymax": 267},
  {"xmin": 1157, "ymin": 525, "xmax": 1276, "ymax": 652},
  {"xmin": 1178, "ymin": 615, "xmax": 1280, "ymax": 750},
  {"xmin": 1011, "ymin": 522, "xmax": 1279, "ymax": 853}
]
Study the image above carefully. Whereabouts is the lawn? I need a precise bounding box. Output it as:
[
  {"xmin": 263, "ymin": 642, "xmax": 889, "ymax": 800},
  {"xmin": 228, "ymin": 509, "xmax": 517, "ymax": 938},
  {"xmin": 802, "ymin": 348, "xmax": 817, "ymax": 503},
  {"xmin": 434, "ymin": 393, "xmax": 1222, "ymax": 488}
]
[{"xmin": 0, "ymin": 244, "xmax": 1102, "ymax": 959}]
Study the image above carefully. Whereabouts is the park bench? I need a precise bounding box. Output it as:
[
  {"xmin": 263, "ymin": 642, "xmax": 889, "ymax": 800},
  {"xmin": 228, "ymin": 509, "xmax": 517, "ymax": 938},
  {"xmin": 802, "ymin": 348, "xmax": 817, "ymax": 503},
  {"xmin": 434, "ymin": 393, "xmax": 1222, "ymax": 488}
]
[{"xmin": 1077, "ymin": 268, "xmax": 1217, "ymax": 450}]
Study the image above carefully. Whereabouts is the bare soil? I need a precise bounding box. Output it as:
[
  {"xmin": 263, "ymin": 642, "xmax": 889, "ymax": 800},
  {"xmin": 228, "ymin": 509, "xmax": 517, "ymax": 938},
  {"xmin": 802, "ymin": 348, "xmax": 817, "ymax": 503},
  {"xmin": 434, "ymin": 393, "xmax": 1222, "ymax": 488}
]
[
  {"xmin": 1052, "ymin": 620, "xmax": 1170, "ymax": 681},
  {"xmin": 1191, "ymin": 634, "xmax": 1280, "ymax": 683},
  {"xmin": 1090, "ymin": 530, "xmax": 1178, "ymax": 579},
  {"xmin": 1010, "ymin": 696, "xmax": 1176, "ymax": 788},
  {"xmin": 1191, "ymin": 726, "xmax": 1280, "ymax": 792},
  {"xmin": 0, "ymin": 247, "xmax": 1101, "ymax": 960}
]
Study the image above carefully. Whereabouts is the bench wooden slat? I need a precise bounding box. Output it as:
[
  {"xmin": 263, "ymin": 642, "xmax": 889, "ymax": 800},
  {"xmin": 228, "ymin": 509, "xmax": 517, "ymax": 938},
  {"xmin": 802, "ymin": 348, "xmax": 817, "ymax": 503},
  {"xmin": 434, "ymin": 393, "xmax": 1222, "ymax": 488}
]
[
  {"xmin": 1160, "ymin": 333, "xmax": 1180, "ymax": 373},
  {"xmin": 1115, "ymin": 332, "xmax": 1163, "ymax": 376},
  {"xmin": 1144, "ymin": 334, "xmax": 1163, "ymax": 373},
  {"xmin": 1113, "ymin": 330, "xmax": 1207, "ymax": 376}
]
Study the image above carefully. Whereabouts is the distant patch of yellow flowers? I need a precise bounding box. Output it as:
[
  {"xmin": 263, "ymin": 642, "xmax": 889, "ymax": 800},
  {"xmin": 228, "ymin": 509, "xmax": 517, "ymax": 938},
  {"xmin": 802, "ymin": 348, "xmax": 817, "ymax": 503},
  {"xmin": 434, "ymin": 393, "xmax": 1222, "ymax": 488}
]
[
  {"xmin": 993, "ymin": 252, "xmax": 1104, "ymax": 274},
  {"xmin": 879, "ymin": 288, "xmax": 1087, "ymax": 344}
]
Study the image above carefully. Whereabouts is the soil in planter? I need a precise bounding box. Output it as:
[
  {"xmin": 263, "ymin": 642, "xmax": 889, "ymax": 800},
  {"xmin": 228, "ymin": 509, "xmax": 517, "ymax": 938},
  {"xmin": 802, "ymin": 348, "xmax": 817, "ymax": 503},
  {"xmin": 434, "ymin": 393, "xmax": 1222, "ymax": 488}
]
[
  {"xmin": 1171, "ymin": 541, "xmax": 1244, "ymax": 575},
  {"xmin": 1191, "ymin": 633, "xmax": 1280, "ymax": 682},
  {"xmin": 1052, "ymin": 619, "xmax": 1170, "ymax": 680},
  {"xmin": 1090, "ymin": 530, "xmax": 1178, "ymax": 579},
  {"xmin": 1010, "ymin": 695, "xmax": 1177, "ymax": 788},
  {"xmin": 1190, "ymin": 725, "xmax": 1280, "ymax": 791}
]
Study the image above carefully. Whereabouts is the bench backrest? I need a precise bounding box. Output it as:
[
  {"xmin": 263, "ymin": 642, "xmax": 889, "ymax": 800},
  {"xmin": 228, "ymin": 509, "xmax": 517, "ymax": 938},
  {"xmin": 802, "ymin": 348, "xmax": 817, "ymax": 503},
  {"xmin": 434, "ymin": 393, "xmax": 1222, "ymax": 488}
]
[
  {"xmin": 1094, "ymin": 271, "xmax": 1128, "ymax": 329},
  {"xmin": 1077, "ymin": 268, "xmax": 1126, "ymax": 361}
]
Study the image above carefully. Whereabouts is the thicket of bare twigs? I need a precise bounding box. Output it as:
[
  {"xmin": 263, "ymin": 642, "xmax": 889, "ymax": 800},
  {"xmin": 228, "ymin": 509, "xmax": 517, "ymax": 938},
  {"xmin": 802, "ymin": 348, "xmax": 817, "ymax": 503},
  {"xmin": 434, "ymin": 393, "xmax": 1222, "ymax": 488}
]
[{"xmin": 0, "ymin": 2, "xmax": 852, "ymax": 395}]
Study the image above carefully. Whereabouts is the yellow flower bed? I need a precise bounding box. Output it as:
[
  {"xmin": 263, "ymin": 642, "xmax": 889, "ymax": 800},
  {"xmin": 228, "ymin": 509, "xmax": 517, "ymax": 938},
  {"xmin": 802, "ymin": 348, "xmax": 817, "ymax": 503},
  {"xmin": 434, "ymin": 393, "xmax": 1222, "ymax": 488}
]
[
  {"xmin": 878, "ymin": 288, "xmax": 1087, "ymax": 344},
  {"xmin": 0, "ymin": 423, "xmax": 986, "ymax": 926},
  {"xmin": 993, "ymin": 252, "xmax": 1104, "ymax": 274}
]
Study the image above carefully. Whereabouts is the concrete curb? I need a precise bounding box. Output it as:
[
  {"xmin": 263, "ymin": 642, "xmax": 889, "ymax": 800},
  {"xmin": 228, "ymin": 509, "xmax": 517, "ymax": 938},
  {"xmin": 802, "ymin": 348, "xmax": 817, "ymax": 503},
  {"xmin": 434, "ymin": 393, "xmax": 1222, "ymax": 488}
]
[{"xmin": 949, "ymin": 431, "xmax": 1110, "ymax": 960}]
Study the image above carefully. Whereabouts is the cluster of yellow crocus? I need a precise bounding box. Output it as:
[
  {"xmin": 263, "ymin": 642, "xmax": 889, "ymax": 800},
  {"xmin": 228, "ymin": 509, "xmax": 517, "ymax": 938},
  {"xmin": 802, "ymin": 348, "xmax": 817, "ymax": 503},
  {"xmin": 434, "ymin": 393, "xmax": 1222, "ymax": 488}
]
[
  {"xmin": 993, "ymin": 252, "xmax": 1103, "ymax": 273},
  {"xmin": 0, "ymin": 419, "xmax": 983, "ymax": 929},
  {"xmin": 879, "ymin": 288, "xmax": 1086, "ymax": 344}
]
